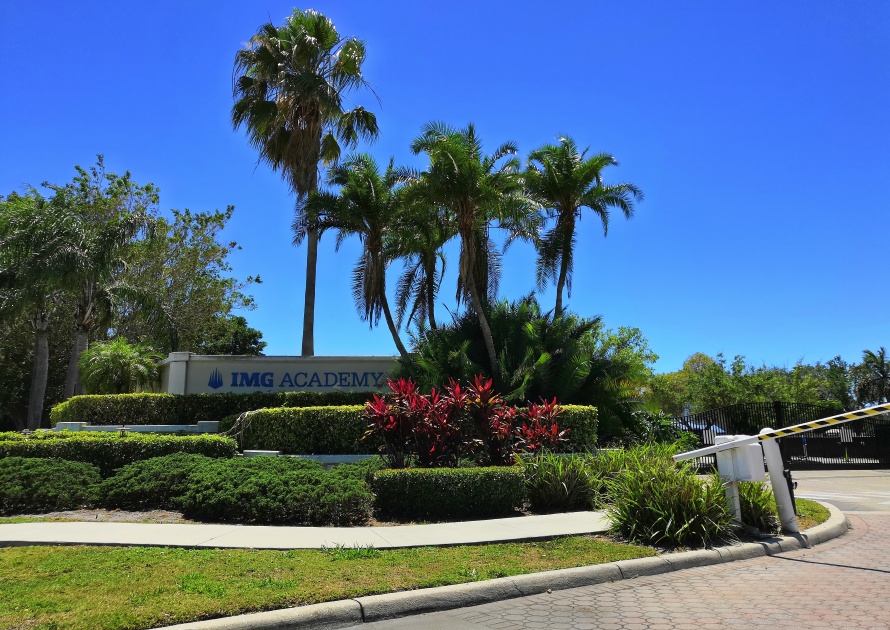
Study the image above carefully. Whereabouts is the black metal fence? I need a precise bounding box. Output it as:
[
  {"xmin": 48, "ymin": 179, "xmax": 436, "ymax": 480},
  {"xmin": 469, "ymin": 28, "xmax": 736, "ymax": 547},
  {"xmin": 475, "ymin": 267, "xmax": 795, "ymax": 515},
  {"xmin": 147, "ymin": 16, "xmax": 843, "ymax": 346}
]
[{"xmin": 671, "ymin": 401, "xmax": 890, "ymax": 470}]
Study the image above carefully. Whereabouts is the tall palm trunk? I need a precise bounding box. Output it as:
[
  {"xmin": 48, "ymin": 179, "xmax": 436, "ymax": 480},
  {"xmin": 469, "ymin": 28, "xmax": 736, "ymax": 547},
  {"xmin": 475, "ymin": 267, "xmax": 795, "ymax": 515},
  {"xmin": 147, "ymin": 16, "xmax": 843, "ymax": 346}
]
[
  {"xmin": 27, "ymin": 307, "xmax": 50, "ymax": 430},
  {"xmin": 466, "ymin": 274, "xmax": 501, "ymax": 388},
  {"xmin": 425, "ymin": 268, "xmax": 437, "ymax": 329},
  {"xmin": 301, "ymin": 227, "xmax": 318, "ymax": 356},
  {"xmin": 554, "ymin": 219, "xmax": 575, "ymax": 316},
  {"xmin": 381, "ymin": 293, "xmax": 410, "ymax": 361}
]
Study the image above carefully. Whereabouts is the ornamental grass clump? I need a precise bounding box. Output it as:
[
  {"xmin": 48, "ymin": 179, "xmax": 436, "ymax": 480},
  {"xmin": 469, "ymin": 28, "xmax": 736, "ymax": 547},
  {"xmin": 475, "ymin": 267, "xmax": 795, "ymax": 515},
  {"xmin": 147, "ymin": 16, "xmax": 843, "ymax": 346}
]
[
  {"xmin": 739, "ymin": 481, "xmax": 780, "ymax": 533},
  {"xmin": 607, "ymin": 457, "xmax": 733, "ymax": 548},
  {"xmin": 363, "ymin": 375, "xmax": 568, "ymax": 468},
  {"xmin": 523, "ymin": 453, "xmax": 597, "ymax": 513}
]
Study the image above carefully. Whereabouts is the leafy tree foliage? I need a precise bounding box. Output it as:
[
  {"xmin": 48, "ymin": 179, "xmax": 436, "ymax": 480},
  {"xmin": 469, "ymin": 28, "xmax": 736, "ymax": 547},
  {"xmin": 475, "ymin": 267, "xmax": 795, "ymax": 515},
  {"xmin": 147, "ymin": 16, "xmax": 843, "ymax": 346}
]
[
  {"xmin": 194, "ymin": 316, "xmax": 266, "ymax": 356},
  {"xmin": 115, "ymin": 207, "xmax": 261, "ymax": 353},
  {"xmin": 646, "ymin": 352, "xmax": 866, "ymax": 415},
  {"xmin": 41, "ymin": 156, "xmax": 158, "ymax": 398}
]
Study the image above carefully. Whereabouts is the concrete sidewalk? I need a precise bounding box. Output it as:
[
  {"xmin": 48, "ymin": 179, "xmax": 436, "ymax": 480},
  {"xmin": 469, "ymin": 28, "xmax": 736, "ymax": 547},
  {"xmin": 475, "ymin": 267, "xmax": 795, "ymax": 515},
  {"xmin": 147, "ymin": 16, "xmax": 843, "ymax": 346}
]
[{"xmin": 0, "ymin": 511, "xmax": 610, "ymax": 550}]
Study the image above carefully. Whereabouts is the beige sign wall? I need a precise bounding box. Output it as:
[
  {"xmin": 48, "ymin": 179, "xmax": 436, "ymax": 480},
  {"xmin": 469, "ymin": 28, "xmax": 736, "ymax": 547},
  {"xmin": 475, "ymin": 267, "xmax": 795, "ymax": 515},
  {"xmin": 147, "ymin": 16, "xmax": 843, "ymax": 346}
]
[{"xmin": 158, "ymin": 353, "xmax": 398, "ymax": 395}]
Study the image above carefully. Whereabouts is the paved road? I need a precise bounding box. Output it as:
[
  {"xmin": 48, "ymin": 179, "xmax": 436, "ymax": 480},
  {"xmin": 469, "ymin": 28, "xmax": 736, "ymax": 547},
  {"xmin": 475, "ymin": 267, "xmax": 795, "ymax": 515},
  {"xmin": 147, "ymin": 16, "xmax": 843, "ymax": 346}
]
[
  {"xmin": 794, "ymin": 469, "xmax": 890, "ymax": 512},
  {"xmin": 347, "ymin": 471, "xmax": 890, "ymax": 629}
]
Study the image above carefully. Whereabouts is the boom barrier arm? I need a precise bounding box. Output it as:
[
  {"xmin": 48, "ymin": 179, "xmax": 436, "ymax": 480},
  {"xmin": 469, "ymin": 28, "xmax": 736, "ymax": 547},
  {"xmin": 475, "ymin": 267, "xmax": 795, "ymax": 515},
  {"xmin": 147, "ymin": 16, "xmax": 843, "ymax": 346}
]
[{"xmin": 673, "ymin": 402, "xmax": 890, "ymax": 462}]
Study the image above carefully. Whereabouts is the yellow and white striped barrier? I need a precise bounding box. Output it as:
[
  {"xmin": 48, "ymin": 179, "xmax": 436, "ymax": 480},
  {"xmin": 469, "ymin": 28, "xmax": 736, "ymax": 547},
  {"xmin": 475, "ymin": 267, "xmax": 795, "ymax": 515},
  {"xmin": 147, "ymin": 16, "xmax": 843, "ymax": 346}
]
[{"xmin": 674, "ymin": 403, "xmax": 890, "ymax": 462}]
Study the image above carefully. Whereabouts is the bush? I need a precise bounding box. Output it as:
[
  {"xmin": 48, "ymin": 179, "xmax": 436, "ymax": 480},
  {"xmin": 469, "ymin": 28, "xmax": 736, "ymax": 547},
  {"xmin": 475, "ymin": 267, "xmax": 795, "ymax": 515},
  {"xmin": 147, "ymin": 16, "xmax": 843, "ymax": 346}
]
[
  {"xmin": 607, "ymin": 459, "xmax": 733, "ymax": 548},
  {"xmin": 0, "ymin": 433, "xmax": 237, "ymax": 476},
  {"xmin": 50, "ymin": 391, "xmax": 379, "ymax": 426},
  {"xmin": 739, "ymin": 481, "xmax": 779, "ymax": 533},
  {"xmin": 0, "ymin": 457, "xmax": 100, "ymax": 514},
  {"xmin": 97, "ymin": 453, "xmax": 215, "ymax": 510},
  {"xmin": 371, "ymin": 466, "xmax": 525, "ymax": 520},
  {"xmin": 177, "ymin": 457, "xmax": 372, "ymax": 526},
  {"xmin": 220, "ymin": 406, "xmax": 374, "ymax": 454},
  {"xmin": 327, "ymin": 457, "xmax": 387, "ymax": 483},
  {"xmin": 523, "ymin": 454, "xmax": 597, "ymax": 513},
  {"xmin": 365, "ymin": 377, "xmax": 583, "ymax": 468}
]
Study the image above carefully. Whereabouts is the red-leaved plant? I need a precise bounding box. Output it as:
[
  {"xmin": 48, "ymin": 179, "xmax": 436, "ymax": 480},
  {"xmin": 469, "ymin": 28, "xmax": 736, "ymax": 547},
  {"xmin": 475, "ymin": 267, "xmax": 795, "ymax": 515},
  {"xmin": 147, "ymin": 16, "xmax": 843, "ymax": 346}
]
[{"xmin": 363, "ymin": 376, "xmax": 568, "ymax": 468}]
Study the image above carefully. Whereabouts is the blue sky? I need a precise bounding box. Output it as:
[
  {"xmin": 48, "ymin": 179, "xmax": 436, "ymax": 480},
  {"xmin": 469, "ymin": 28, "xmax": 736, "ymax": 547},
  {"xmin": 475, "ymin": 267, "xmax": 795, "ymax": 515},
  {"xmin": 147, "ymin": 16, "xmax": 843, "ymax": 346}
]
[{"xmin": 1, "ymin": 1, "xmax": 887, "ymax": 373}]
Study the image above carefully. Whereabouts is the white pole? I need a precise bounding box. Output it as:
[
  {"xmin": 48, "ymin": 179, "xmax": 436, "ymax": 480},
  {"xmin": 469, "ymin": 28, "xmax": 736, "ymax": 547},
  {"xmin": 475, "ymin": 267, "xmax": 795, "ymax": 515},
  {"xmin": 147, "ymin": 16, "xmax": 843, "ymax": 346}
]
[{"xmin": 760, "ymin": 428, "xmax": 799, "ymax": 534}]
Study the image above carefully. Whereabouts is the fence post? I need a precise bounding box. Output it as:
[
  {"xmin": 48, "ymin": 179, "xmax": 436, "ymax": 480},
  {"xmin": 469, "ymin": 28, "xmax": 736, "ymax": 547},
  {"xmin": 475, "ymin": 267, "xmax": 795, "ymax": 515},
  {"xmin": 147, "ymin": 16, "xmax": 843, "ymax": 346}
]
[{"xmin": 760, "ymin": 428, "xmax": 799, "ymax": 533}]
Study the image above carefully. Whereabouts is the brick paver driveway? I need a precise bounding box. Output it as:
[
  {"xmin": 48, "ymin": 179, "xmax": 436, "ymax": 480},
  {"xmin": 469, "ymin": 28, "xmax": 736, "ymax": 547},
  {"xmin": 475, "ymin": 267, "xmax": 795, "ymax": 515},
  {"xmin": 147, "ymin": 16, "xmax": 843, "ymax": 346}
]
[{"xmin": 353, "ymin": 512, "xmax": 890, "ymax": 629}]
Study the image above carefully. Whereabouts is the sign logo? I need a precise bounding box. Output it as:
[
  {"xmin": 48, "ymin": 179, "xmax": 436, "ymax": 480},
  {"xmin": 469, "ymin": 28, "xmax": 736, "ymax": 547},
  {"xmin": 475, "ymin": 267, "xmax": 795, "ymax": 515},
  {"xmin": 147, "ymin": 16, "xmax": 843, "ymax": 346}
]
[{"xmin": 208, "ymin": 368, "xmax": 223, "ymax": 390}]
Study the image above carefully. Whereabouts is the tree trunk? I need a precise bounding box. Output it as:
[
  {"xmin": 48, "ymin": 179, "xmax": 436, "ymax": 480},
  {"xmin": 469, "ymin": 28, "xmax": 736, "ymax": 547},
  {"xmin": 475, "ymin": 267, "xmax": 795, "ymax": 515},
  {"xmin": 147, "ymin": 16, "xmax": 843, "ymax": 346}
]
[
  {"xmin": 426, "ymin": 267, "xmax": 437, "ymax": 329},
  {"xmin": 554, "ymin": 219, "xmax": 575, "ymax": 316},
  {"xmin": 64, "ymin": 327, "xmax": 90, "ymax": 398},
  {"xmin": 301, "ymin": 226, "xmax": 318, "ymax": 357},
  {"xmin": 27, "ymin": 308, "xmax": 50, "ymax": 430},
  {"xmin": 466, "ymin": 273, "xmax": 501, "ymax": 388},
  {"xmin": 381, "ymin": 293, "xmax": 411, "ymax": 362}
]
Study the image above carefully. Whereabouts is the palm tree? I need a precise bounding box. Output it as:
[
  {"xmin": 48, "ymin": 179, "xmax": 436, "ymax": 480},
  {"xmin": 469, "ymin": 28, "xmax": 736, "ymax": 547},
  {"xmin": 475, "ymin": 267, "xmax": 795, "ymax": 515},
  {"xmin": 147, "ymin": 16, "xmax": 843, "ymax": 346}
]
[
  {"xmin": 78, "ymin": 337, "xmax": 161, "ymax": 394},
  {"xmin": 0, "ymin": 191, "xmax": 75, "ymax": 429},
  {"xmin": 392, "ymin": 200, "xmax": 452, "ymax": 332},
  {"xmin": 526, "ymin": 136, "xmax": 643, "ymax": 315},
  {"xmin": 408, "ymin": 122, "xmax": 541, "ymax": 385},
  {"xmin": 232, "ymin": 8, "xmax": 378, "ymax": 356},
  {"xmin": 45, "ymin": 158, "xmax": 158, "ymax": 399},
  {"xmin": 855, "ymin": 347, "xmax": 890, "ymax": 406},
  {"xmin": 298, "ymin": 154, "xmax": 410, "ymax": 360}
]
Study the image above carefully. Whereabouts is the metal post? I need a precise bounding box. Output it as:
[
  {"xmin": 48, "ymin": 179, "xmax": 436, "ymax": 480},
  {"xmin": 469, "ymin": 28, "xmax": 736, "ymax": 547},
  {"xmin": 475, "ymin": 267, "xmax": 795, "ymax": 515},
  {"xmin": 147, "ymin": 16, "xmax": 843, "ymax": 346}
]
[{"xmin": 760, "ymin": 428, "xmax": 799, "ymax": 533}]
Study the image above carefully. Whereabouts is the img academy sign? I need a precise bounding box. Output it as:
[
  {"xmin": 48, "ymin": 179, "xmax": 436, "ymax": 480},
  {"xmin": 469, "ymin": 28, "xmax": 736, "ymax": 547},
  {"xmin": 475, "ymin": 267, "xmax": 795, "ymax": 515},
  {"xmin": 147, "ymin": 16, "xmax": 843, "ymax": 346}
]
[{"xmin": 158, "ymin": 353, "xmax": 398, "ymax": 395}]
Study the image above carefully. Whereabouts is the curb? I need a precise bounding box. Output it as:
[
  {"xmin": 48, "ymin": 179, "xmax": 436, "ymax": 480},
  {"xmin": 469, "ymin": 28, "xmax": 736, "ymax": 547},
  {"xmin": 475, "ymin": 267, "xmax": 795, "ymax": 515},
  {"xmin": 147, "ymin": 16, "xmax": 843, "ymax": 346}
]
[{"xmin": 163, "ymin": 501, "xmax": 850, "ymax": 630}]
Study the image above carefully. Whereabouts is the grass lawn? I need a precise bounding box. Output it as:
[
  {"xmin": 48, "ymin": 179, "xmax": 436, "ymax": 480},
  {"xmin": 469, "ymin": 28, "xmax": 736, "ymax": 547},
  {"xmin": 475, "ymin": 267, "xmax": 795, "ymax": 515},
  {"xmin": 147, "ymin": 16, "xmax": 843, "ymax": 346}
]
[
  {"xmin": 796, "ymin": 497, "xmax": 830, "ymax": 530},
  {"xmin": 0, "ymin": 536, "xmax": 654, "ymax": 630},
  {"xmin": 0, "ymin": 498, "xmax": 834, "ymax": 629}
]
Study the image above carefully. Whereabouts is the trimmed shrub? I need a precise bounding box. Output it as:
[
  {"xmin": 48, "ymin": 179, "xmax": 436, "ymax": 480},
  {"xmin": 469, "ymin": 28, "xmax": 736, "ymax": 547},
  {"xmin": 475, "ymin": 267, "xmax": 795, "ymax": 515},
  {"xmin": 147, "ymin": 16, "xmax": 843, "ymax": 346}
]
[
  {"xmin": 739, "ymin": 481, "xmax": 780, "ymax": 533},
  {"xmin": 50, "ymin": 391, "xmax": 380, "ymax": 426},
  {"xmin": 0, "ymin": 457, "xmax": 100, "ymax": 514},
  {"xmin": 177, "ymin": 457, "xmax": 372, "ymax": 526},
  {"xmin": 607, "ymin": 459, "xmax": 733, "ymax": 548},
  {"xmin": 558, "ymin": 406, "xmax": 597, "ymax": 452},
  {"xmin": 221, "ymin": 406, "xmax": 376, "ymax": 454},
  {"xmin": 0, "ymin": 433, "xmax": 237, "ymax": 476},
  {"xmin": 326, "ymin": 457, "xmax": 387, "ymax": 484},
  {"xmin": 97, "ymin": 453, "xmax": 214, "ymax": 510},
  {"xmin": 523, "ymin": 454, "xmax": 597, "ymax": 513},
  {"xmin": 371, "ymin": 466, "xmax": 525, "ymax": 520}
]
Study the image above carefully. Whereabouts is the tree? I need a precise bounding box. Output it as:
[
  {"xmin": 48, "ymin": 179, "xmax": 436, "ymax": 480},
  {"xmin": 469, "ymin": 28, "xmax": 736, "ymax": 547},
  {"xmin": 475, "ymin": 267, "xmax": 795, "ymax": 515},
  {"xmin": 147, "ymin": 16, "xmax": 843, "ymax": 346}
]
[
  {"xmin": 232, "ymin": 8, "xmax": 378, "ymax": 356},
  {"xmin": 115, "ymin": 207, "xmax": 261, "ymax": 354},
  {"xmin": 392, "ymin": 199, "xmax": 451, "ymax": 332},
  {"xmin": 43, "ymin": 157, "xmax": 158, "ymax": 399},
  {"xmin": 299, "ymin": 154, "xmax": 410, "ymax": 359},
  {"xmin": 408, "ymin": 122, "xmax": 541, "ymax": 384},
  {"xmin": 77, "ymin": 338, "xmax": 161, "ymax": 394},
  {"xmin": 0, "ymin": 191, "xmax": 78, "ymax": 429},
  {"xmin": 855, "ymin": 347, "xmax": 890, "ymax": 406},
  {"xmin": 194, "ymin": 315, "xmax": 266, "ymax": 356},
  {"xmin": 525, "ymin": 137, "xmax": 642, "ymax": 315}
]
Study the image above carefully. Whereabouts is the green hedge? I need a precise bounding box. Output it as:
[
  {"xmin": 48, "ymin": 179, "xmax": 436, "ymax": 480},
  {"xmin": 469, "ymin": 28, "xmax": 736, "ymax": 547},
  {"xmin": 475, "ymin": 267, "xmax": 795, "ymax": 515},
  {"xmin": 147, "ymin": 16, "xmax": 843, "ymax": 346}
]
[
  {"xmin": 49, "ymin": 391, "xmax": 380, "ymax": 426},
  {"xmin": 0, "ymin": 457, "xmax": 101, "ymax": 514},
  {"xmin": 177, "ymin": 457, "xmax": 373, "ymax": 526},
  {"xmin": 0, "ymin": 433, "xmax": 237, "ymax": 477},
  {"xmin": 220, "ymin": 405, "xmax": 378, "ymax": 455},
  {"xmin": 371, "ymin": 466, "xmax": 525, "ymax": 520},
  {"xmin": 219, "ymin": 404, "xmax": 596, "ymax": 456}
]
